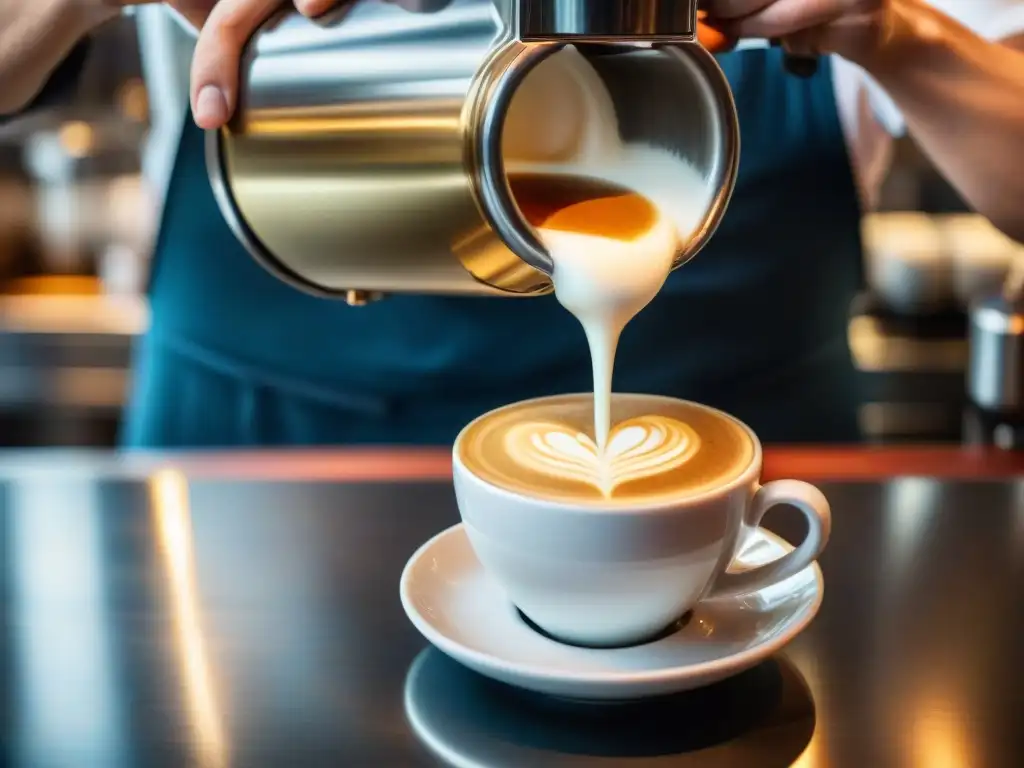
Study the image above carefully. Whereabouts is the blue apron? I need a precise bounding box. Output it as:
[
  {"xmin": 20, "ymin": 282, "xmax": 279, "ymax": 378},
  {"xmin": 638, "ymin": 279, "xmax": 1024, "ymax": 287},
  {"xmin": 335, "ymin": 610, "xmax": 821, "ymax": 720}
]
[{"xmin": 123, "ymin": 49, "xmax": 865, "ymax": 448}]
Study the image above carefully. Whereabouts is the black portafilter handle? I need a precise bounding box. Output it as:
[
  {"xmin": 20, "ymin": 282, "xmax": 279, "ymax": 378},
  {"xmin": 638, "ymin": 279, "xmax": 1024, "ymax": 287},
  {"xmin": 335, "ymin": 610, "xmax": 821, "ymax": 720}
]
[
  {"xmin": 783, "ymin": 53, "xmax": 820, "ymax": 77},
  {"xmin": 769, "ymin": 38, "xmax": 819, "ymax": 78}
]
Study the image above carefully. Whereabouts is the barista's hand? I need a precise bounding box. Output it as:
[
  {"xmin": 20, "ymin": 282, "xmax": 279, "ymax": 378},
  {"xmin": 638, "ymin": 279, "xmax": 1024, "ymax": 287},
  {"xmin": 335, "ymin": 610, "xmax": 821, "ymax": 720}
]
[
  {"xmin": 181, "ymin": 0, "xmax": 451, "ymax": 129},
  {"xmin": 701, "ymin": 0, "xmax": 897, "ymax": 66}
]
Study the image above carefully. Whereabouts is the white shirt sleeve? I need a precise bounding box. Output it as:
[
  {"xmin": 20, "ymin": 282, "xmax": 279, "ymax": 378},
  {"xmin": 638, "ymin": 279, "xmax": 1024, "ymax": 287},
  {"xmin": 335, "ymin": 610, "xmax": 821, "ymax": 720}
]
[{"xmin": 834, "ymin": 1, "xmax": 1024, "ymax": 210}]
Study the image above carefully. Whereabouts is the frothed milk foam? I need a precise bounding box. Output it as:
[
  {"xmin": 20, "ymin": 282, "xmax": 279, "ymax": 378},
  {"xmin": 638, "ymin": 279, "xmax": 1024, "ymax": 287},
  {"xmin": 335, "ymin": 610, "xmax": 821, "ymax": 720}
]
[
  {"xmin": 475, "ymin": 47, "xmax": 739, "ymax": 500},
  {"xmin": 536, "ymin": 145, "xmax": 712, "ymax": 449}
]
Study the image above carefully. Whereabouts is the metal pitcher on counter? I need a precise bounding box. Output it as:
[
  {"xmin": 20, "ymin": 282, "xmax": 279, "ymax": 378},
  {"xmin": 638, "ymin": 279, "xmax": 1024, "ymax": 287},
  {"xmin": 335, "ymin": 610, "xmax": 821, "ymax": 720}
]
[{"xmin": 203, "ymin": 0, "xmax": 743, "ymax": 304}]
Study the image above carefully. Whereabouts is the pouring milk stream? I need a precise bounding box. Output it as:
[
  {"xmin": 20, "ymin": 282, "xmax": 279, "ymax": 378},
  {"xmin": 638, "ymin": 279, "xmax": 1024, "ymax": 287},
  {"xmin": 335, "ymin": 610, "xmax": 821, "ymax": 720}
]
[{"xmin": 503, "ymin": 47, "xmax": 716, "ymax": 498}]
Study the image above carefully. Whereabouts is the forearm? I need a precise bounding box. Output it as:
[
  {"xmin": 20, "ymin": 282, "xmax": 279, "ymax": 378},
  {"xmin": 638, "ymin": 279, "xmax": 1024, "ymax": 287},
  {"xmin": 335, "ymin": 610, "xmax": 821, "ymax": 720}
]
[
  {"xmin": 0, "ymin": 0, "xmax": 117, "ymax": 115},
  {"xmin": 857, "ymin": 0, "xmax": 1024, "ymax": 242}
]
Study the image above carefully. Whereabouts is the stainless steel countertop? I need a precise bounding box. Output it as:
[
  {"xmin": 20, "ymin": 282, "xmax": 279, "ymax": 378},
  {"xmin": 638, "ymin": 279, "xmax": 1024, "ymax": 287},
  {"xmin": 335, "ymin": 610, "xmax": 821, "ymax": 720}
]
[{"xmin": 1, "ymin": 448, "xmax": 1022, "ymax": 767}]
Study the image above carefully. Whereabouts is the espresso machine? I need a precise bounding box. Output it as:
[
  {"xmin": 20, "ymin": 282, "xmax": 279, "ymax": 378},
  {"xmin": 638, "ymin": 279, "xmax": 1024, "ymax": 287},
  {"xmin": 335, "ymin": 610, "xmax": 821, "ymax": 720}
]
[
  {"xmin": 965, "ymin": 256, "xmax": 1024, "ymax": 448},
  {"xmin": 196, "ymin": 0, "xmax": 811, "ymax": 305}
]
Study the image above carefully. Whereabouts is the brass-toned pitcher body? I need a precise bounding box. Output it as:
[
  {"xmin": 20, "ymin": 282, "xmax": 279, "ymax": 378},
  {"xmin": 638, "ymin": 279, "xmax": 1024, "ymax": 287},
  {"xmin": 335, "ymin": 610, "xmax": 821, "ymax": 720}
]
[{"xmin": 206, "ymin": 0, "xmax": 740, "ymax": 303}]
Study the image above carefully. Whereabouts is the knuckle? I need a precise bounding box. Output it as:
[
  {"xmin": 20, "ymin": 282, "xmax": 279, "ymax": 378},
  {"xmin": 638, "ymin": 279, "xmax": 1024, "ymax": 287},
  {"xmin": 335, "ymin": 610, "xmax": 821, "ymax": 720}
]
[
  {"xmin": 204, "ymin": 1, "xmax": 258, "ymax": 45},
  {"xmin": 194, "ymin": 27, "xmax": 231, "ymax": 66}
]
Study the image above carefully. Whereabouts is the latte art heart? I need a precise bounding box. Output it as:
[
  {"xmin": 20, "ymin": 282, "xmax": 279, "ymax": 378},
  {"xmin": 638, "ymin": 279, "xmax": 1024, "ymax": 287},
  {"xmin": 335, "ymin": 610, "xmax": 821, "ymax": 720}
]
[{"xmin": 504, "ymin": 415, "xmax": 701, "ymax": 498}]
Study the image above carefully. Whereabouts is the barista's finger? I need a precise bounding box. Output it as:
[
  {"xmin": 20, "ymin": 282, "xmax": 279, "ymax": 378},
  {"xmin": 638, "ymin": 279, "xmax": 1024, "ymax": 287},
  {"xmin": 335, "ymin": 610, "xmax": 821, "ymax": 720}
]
[
  {"xmin": 190, "ymin": 0, "xmax": 283, "ymax": 129},
  {"xmin": 293, "ymin": 0, "xmax": 446, "ymax": 22},
  {"xmin": 297, "ymin": 0, "xmax": 448, "ymax": 15},
  {"xmin": 701, "ymin": 0, "xmax": 774, "ymax": 20},
  {"xmin": 294, "ymin": 0, "xmax": 344, "ymax": 17},
  {"xmin": 722, "ymin": 0, "xmax": 842, "ymax": 38},
  {"xmin": 390, "ymin": 0, "xmax": 451, "ymax": 10}
]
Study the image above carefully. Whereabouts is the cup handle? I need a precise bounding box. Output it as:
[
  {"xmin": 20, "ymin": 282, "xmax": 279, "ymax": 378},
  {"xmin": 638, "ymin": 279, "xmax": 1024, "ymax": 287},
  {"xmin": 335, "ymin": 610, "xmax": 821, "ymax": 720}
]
[{"xmin": 708, "ymin": 480, "xmax": 831, "ymax": 598}]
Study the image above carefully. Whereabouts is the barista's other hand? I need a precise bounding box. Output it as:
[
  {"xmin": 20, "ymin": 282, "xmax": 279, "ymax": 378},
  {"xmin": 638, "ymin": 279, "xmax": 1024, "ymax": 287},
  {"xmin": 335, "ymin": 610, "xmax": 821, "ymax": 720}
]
[
  {"xmin": 185, "ymin": 0, "xmax": 451, "ymax": 129},
  {"xmin": 700, "ymin": 0, "xmax": 896, "ymax": 66}
]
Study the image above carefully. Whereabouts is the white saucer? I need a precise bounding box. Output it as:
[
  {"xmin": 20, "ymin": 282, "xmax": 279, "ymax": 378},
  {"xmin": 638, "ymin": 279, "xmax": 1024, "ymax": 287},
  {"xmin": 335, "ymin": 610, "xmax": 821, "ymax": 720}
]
[{"xmin": 400, "ymin": 523, "xmax": 823, "ymax": 701}]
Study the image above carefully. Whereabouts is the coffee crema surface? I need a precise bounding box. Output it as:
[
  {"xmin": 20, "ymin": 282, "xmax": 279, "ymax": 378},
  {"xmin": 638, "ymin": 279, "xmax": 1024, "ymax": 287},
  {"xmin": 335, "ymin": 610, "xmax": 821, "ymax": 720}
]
[{"xmin": 458, "ymin": 395, "xmax": 754, "ymax": 504}]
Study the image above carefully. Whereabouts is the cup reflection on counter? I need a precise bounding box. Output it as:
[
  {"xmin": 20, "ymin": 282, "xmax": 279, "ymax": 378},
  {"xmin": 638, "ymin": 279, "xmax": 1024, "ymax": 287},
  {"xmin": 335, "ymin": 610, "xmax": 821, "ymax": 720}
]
[{"xmin": 403, "ymin": 648, "xmax": 818, "ymax": 767}]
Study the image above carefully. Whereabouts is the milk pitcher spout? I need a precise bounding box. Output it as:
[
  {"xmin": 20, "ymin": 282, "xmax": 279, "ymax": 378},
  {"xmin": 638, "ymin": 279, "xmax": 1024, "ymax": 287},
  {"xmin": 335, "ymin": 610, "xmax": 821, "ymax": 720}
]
[{"xmin": 202, "ymin": 0, "xmax": 740, "ymax": 304}]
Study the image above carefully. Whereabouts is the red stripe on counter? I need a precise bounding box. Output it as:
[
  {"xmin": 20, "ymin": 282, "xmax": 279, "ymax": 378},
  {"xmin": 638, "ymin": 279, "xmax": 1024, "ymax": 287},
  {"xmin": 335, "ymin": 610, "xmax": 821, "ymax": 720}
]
[
  {"xmin": 762, "ymin": 446, "xmax": 1024, "ymax": 481},
  {"xmin": 166, "ymin": 449, "xmax": 455, "ymax": 482},
  {"xmin": 153, "ymin": 446, "xmax": 1024, "ymax": 482}
]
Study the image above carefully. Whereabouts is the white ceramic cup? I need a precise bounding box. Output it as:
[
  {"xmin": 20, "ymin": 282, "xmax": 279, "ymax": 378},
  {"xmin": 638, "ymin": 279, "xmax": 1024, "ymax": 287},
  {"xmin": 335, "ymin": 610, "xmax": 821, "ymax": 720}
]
[{"xmin": 452, "ymin": 394, "xmax": 831, "ymax": 648}]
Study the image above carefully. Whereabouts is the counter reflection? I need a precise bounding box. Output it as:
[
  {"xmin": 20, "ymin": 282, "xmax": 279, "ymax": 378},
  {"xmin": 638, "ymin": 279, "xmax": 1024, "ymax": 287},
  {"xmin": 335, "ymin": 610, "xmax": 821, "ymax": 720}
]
[
  {"xmin": 404, "ymin": 648, "xmax": 816, "ymax": 767},
  {"xmin": 9, "ymin": 479, "xmax": 127, "ymax": 767},
  {"xmin": 150, "ymin": 468, "xmax": 228, "ymax": 768}
]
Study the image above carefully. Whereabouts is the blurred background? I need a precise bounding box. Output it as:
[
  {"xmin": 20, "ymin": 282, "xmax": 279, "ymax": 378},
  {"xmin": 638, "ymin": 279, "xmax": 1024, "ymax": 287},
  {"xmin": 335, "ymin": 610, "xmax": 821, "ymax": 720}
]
[{"xmin": 0, "ymin": 15, "xmax": 1020, "ymax": 449}]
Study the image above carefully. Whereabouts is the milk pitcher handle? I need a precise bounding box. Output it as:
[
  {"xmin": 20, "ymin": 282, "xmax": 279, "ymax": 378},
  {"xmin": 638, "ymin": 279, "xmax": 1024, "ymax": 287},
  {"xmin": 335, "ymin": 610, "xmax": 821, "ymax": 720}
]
[{"xmin": 709, "ymin": 480, "xmax": 831, "ymax": 598}]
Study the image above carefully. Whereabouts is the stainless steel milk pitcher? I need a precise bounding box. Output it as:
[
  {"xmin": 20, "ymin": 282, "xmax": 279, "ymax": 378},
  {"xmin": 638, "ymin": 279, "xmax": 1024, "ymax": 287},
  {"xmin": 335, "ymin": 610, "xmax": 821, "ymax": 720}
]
[{"xmin": 205, "ymin": 0, "xmax": 741, "ymax": 304}]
